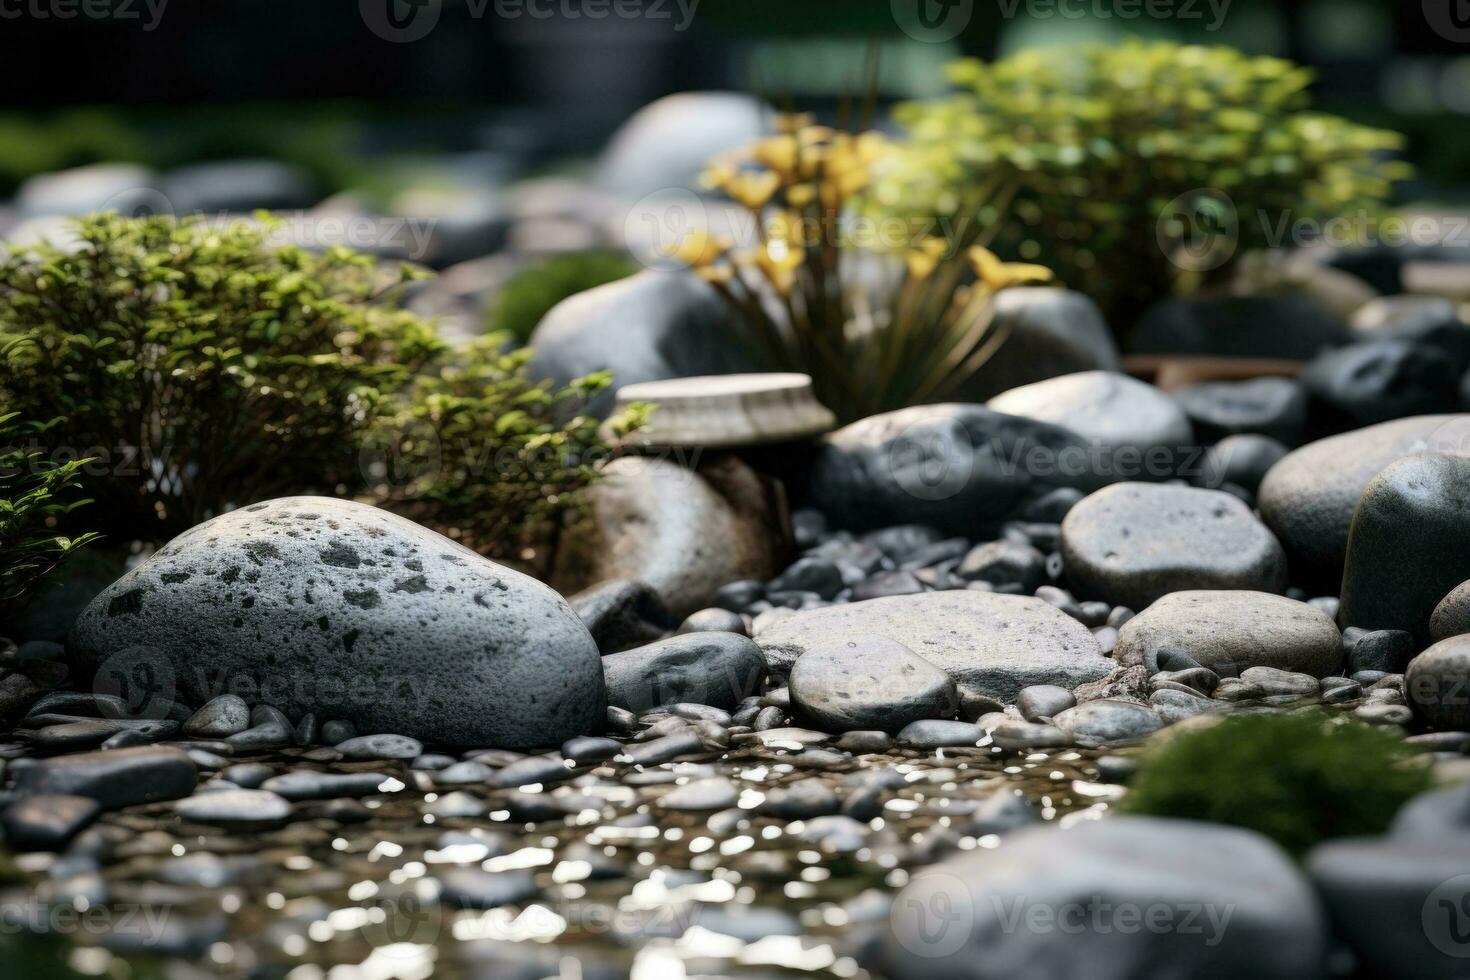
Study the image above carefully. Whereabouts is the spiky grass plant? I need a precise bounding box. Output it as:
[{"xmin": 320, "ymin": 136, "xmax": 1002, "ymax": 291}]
[{"xmin": 673, "ymin": 113, "xmax": 1051, "ymax": 423}]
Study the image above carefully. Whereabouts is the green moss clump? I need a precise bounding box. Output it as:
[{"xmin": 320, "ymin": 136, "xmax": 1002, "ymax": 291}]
[
  {"xmin": 880, "ymin": 40, "xmax": 1408, "ymax": 332},
  {"xmin": 1119, "ymin": 712, "xmax": 1432, "ymax": 856},
  {"xmin": 486, "ymin": 251, "xmax": 638, "ymax": 344}
]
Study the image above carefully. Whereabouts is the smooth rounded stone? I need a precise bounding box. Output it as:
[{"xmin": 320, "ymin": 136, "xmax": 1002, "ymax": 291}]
[
  {"xmin": 1339, "ymin": 454, "xmax": 1470, "ymax": 641},
  {"xmin": 12, "ymin": 747, "xmax": 196, "ymax": 809},
  {"xmin": 320, "ymin": 720, "xmax": 356, "ymax": 744},
  {"xmin": 225, "ymin": 705, "xmax": 294, "ymax": 751},
  {"xmin": 1258, "ymin": 415, "xmax": 1468, "ymax": 588},
  {"xmin": 658, "ymin": 778, "xmax": 739, "ymax": 812},
  {"xmin": 1060, "ymin": 483, "xmax": 1288, "ymax": 609},
  {"xmin": 1303, "ymin": 340, "xmax": 1461, "ymax": 428},
  {"xmin": 1392, "ymin": 783, "xmax": 1470, "ymax": 840},
  {"xmin": 1152, "ymin": 667, "xmax": 1220, "ymax": 696},
  {"xmin": 602, "ymin": 632, "xmax": 765, "ymax": 713},
  {"xmin": 433, "ymin": 762, "xmax": 494, "ymax": 786},
  {"xmin": 760, "ymin": 780, "xmax": 841, "ymax": 819},
  {"xmin": 70, "ymin": 497, "xmax": 605, "ymax": 748},
  {"xmin": 595, "ymin": 91, "xmax": 769, "ymax": 198},
  {"xmin": 964, "ymin": 790, "xmax": 1041, "ymax": 838},
  {"xmin": 1052, "ymin": 700, "xmax": 1163, "ymax": 744},
  {"xmin": 568, "ymin": 579, "xmax": 674, "ymax": 654},
  {"xmin": 895, "ymin": 719, "xmax": 980, "ymax": 749},
  {"xmin": 220, "ymin": 763, "xmax": 274, "ymax": 789},
  {"xmin": 988, "ymin": 719, "xmax": 1072, "ymax": 750},
  {"xmin": 438, "ymin": 868, "xmax": 538, "ymax": 911},
  {"xmin": 1135, "ymin": 295, "xmax": 1350, "ymax": 360},
  {"xmin": 988, "ymin": 370, "xmax": 1193, "ymax": 474},
  {"xmin": 835, "ymin": 730, "xmax": 893, "ymax": 754},
  {"xmin": 425, "ymin": 791, "xmax": 487, "ymax": 820},
  {"xmin": 163, "ymin": 158, "xmax": 315, "ymax": 213},
  {"xmin": 1342, "ymin": 628, "xmax": 1417, "ymax": 674},
  {"xmin": 173, "ymin": 789, "xmax": 291, "ymax": 827},
  {"xmin": 553, "ymin": 454, "xmax": 788, "ymax": 618},
  {"xmin": 676, "ymin": 607, "xmax": 747, "ymax": 637},
  {"xmin": 794, "ymin": 814, "xmax": 870, "ymax": 854},
  {"xmin": 561, "ymin": 736, "xmax": 621, "ymax": 765},
  {"xmin": 1116, "ymin": 591, "xmax": 1343, "ymax": 678},
  {"xmin": 16, "ymin": 162, "xmax": 158, "ymax": 218},
  {"xmin": 1307, "ymin": 838, "xmax": 1470, "ymax": 980},
  {"xmin": 809, "ymin": 403, "xmax": 1115, "ymax": 539},
  {"xmin": 0, "ymin": 795, "xmax": 100, "ymax": 851},
  {"xmin": 30, "ymin": 718, "xmax": 170, "ymax": 751},
  {"xmin": 1240, "ymin": 666, "xmax": 1320, "ymax": 697},
  {"xmin": 789, "ymin": 637, "xmax": 957, "ymax": 734},
  {"xmin": 621, "ymin": 731, "xmax": 705, "ymax": 766},
  {"xmin": 1196, "ymin": 434, "xmax": 1290, "ymax": 495},
  {"xmin": 180, "ymin": 695, "xmax": 251, "ymax": 738},
  {"xmin": 861, "ymin": 524, "xmax": 945, "ymax": 561},
  {"xmin": 1430, "ymin": 580, "xmax": 1470, "ymax": 642},
  {"xmin": 955, "ymin": 540, "xmax": 1046, "ymax": 592},
  {"xmin": 713, "ymin": 580, "xmax": 765, "ymax": 613},
  {"xmin": 259, "ymin": 771, "xmax": 396, "ymax": 802},
  {"xmin": 1149, "ymin": 688, "xmax": 1218, "ymax": 723},
  {"xmin": 1172, "ymin": 377, "xmax": 1309, "ymax": 446},
  {"xmin": 1356, "ymin": 703, "xmax": 1414, "ymax": 725},
  {"xmin": 1406, "ymin": 636, "xmax": 1470, "ymax": 729},
  {"xmin": 490, "ymin": 754, "xmax": 576, "ymax": 789},
  {"xmin": 952, "ymin": 288, "xmax": 1121, "ymax": 401},
  {"xmin": 768, "ymin": 558, "xmax": 845, "ymax": 601},
  {"xmin": 756, "ymin": 591, "xmax": 1110, "ymax": 703},
  {"xmin": 850, "ymin": 571, "xmax": 925, "ymax": 602},
  {"xmin": 1016, "ymin": 685, "xmax": 1076, "ymax": 722},
  {"xmin": 335, "ymin": 734, "xmax": 423, "ymax": 761},
  {"xmin": 889, "ymin": 817, "xmax": 1327, "ymax": 979},
  {"xmin": 614, "ymin": 373, "xmax": 835, "ymax": 449}
]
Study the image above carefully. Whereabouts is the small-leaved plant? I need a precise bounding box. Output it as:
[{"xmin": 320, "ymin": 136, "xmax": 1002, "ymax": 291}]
[
  {"xmin": 0, "ymin": 409, "xmax": 100, "ymax": 618},
  {"xmin": 879, "ymin": 40, "xmax": 1408, "ymax": 333}
]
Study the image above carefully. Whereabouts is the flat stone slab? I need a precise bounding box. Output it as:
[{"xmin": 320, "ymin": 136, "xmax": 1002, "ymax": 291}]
[{"xmin": 613, "ymin": 373, "xmax": 836, "ymax": 448}]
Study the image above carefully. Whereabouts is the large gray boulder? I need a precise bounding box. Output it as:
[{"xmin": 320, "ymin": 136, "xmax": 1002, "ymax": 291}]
[
  {"xmin": 1339, "ymin": 453, "xmax": 1470, "ymax": 642},
  {"xmin": 1114, "ymin": 590, "xmax": 1343, "ymax": 677},
  {"xmin": 886, "ymin": 817, "xmax": 1328, "ymax": 980},
  {"xmin": 755, "ymin": 591, "xmax": 1111, "ymax": 702},
  {"xmin": 1060, "ymin": 483, "xmax": 1288, "ymax": 609},
  {"xmin": 809, "ymin": 404, "xmax": 1114, "ymax": 537},
  {"xmin": 987, "ymin": 371, "xmax": 1193, "ymax": 476},
  {"xmin": 1257, "ymin": 415, "xmax": 1468, "ymax": 589},
  {"xmin": 70, "ymin": 497, "xmax": 606, "ymax": 747},
  {"xmin": 953, "ymin": 288, "xmax": 1120, "ymax": 401},
  {"xmin": 594, "ymin": 91, "xmax": 771, "ymax": 201},
  {"xmin": 528, "ymin": 270, "xmax": 758, "ymax": 417}
]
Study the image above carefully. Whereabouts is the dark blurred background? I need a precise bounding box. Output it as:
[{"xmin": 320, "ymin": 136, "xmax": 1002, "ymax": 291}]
[{"xmin": 0, "ymin": 0, "xmax": 1464, "ymax": 200}]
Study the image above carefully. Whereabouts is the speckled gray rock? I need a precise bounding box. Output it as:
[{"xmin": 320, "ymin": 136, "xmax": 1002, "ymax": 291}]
[
  {"xmin": 1339, "ymin": 454, "xmax": 1470, "ymax": 641},
  {"xmin": 1115, "ymin": 591, "xmax": 1343, "ymax": 677},
  {"xmin": 809, "ymin": 404, "xmax": 1114, "ymax": 538},
  {"xmin": 886, "ymin": 817, "xmax": 1328, "ymax": 980},
  {"xmin": 756, "ymin": 591, "xmax": 1111, "ymax": 703},
  {"xmin": 1258, "ymin": 415, "xmax": 1468, "ymax": 589},
  {"xmin": 1060, "ymin": 483, "xmax": 1288, "ymax": 609},
  {"xmin": 69, "ymin": 497, "xmax": 605, "ymax": 748},
  {"xmin": 553, "ymin": 455, "xmax": 790, "ymax": 618},
  {"xmin": 789, "ymin": 636, "xmax": 957, "ymax": 733},
  {"xmin": 988, "ymin": 371, "xmax": 1193, "ymax": 476},
  {"xmin": 602, "ymin": 632, "xmax": 765, "ymax": 713},
  {"xmin": 1406, "ymin": 635, "xmax": 1470, "ymax": 729},
  {"xmin": 1052, "ymin": 700, "xmax": 1163, "ymax": 744},
  {"xmin": 1172, "ymin": 377, "xmax": 1309, "ymax": 445},
  {"xmin": 1430, "ymin": 580, "xmax": 1470, "ymax": 642}
]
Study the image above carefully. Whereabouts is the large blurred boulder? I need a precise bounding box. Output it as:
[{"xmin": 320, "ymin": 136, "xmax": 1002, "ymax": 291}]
[
  {"xmin": 953, "ymin": 288, "xmax": 1119, "ymax": 401},
  {"xmin": 1301, "ymin": 340, "xmax": 1461, "ymax": 429},
  {"xmin": 163, "ymin": 160, "xmax": 317, "ymax": 214},
  {"xmin": 1131, "ymin": 296, "xmax": 1351, "ymax": 360},
  {"xmin": 528, "ymin": 270, "xmax": 758, "ymax": 417},
  {"xmin": 594, "ymin": 92, "xmax": 771, "ymax": 200},
  {"xmin": 17, "ymin": 163, "xmax": 158, "ymax": 219}
]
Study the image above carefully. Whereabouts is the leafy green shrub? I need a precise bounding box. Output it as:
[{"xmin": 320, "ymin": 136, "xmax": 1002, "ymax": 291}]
[
  {"xmin": 0, "ymin": 410, "xmax": 99, "ymax": 619},
  {"xmin": 0, "ymin": 214, "xmax": 443, "ymax": 540},
  {"xmin": 371, "ymin": 334, "xmax": 647, "ymax": 565},
  {"xmin": 1120, "ymin": 712, "xmax": 1431, "ymax": 856},
  {"xmin": 879, "ymin": 40, "xmax": 1408, "ymax": 333},
  {"xmin": 486, "ymin": 251, "xmax": 638, "ymax": 344}
]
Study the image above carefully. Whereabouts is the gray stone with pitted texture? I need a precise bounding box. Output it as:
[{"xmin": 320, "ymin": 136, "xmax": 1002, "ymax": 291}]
[
  {"xmin": 1258, "ymin": 415, "xmax": 1467, "ymax": 590},
  {"xmin": 69, "ymin": 497, "xmax": 605, "ymax": 748},
  {"xmin": 789, "ymin": 636, "xmax": 957, "ymax": 733},
  {"xmin": 1430, "ymin": 580, "xmax": 1470, "ymax": 643},
  {"xmin": 1115, "ymin": 591, "xmax": 1343, "ymax": 678},
  {"xmin": 756, "ymin": 591, "xmax": 1111, "ymax": 703},
  {"xmin": 601, "ymin": 632, "xmax": 765, "ymax": 713},
  {"xmin": 1060, "ymin": 482, "xmax": 1288, "ymax": 609}
]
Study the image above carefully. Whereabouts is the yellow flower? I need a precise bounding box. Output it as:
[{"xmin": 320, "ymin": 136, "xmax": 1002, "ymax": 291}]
[
  {"xmin": 776, "ymin": 112, "xmax": 815, "ymax": 135},
  {"xmin": 968, "ymin": 246, "xmax": 1054, "ymax": 290},
  {"xmin": 669, "ymin": 230, "xmax": 729, "ymax": 269},
  {"xmin": 725, "ymin": 169, "xmax": 782, "ymax": 210},
  {"xmin": 797, "ymin": 125, "xmax": 836, "ymax": 146},
  {"xmin": 699, "ymin": 163, "xmax": 736, "ymax": 191},
  {"xmin": 696, "ymin": 264, "xmax": 734, "ymax": 284},
  {"xmin": 855, "ymin": 130, "xmax": 889, "ymax": 164},
  {"xmin": 905, "ymin": 238, "xmax": 950, "ymax": 280},
  {"xmin": 786, "ymin": 183, "xmax": 817, "ymax": 207},
  {"xmin": 767, "ymin": 209, "xmax": 808, "ymax": 248},
  {"xmin": 753, "ymin": 135, "xmax": 799, "ymax": 176},
  {"xmin": 757, "ymin": 238, "xmax": 805, "ymax": 295}
]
